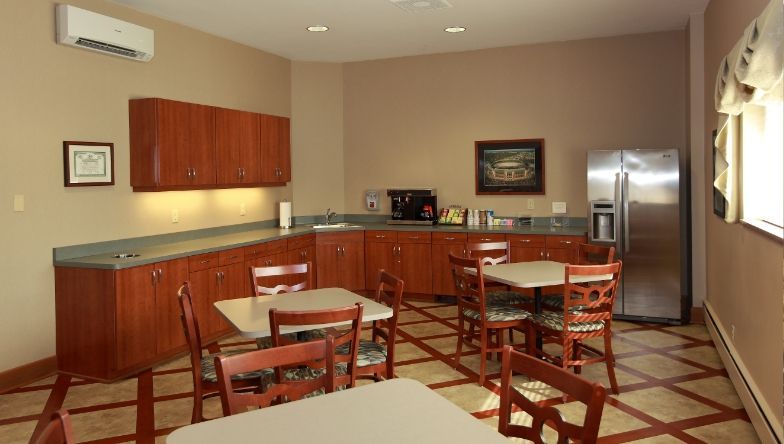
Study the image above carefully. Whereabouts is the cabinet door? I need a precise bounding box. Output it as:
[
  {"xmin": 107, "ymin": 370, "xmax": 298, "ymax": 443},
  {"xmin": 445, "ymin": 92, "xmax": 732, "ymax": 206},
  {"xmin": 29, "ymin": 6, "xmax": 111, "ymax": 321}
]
[
  {"xmin": 510, "ymin": 247, "xmax": 545, "ymax": 263},
  {"xmin": 215, "ymin": 262, "xmax": 245, "ymax": 332},
  {"xmin": 216, "ymin": 107, "xmax": 261, "ymax": 185},
  {"xmin": 276, "ymin": 116, "xmax": 291, "ymax": 182},
  {"xmin": 154, "ymin": 258, "xmax": 189, "ymax": 356},
  {"xmin": 115, "ymin": 265, "xmax": 157, "ymax": 370},
  {"xmin": 260, "ymin": 114, "xmax": 291, "ymax": 183},
  {"xmin": 340, "ymin": 241, "xmax": 366, "ymax": 291},
  {"xmin": 189, "ymin": 268, "xmax": 220, "ymax": 339},
  {"xmin": 187, "ymin": 102, "xmax": 217, "ymax": 186},
  {"xmin": 399, "ymin": 243, "xmax": 432, "ymax": 294},
  {"xmin": 316, "ymin": 243, "xmax": 341, "ymax": 288},
  {"xmin": 431, "ymin": 233, "xmax": 467, "ymax": 296},
  {"xmin": 365, "ymin": 241, "xmax": 396, "ymax": 290},
  {"xmin": 156, "ymin": 99, "xmax": 193, "ymax": 186}
]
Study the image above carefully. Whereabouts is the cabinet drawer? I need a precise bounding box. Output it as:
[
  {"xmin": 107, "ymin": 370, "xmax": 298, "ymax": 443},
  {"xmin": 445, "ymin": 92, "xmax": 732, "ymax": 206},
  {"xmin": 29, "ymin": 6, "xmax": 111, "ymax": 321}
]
[
  {"xmin": 218, "ymin": 248, "xmax": 244, "ymax": 265},
  {"xmin": 507, "ymin": 234, "xmax": 546, "ymax": 248},
  {"xmin": 189, "ymin": 252, "xmax": 219, "ymax": 272},
  {"xmin": 397, "ymin": 231, "xmax": 431, "ymax": 244},
  {"xmin": 365, "ymin": 230, "xmax": 396, "ymax": 243},
  {"xmin": 244, "ymin": 239, "xmax": 286, "ymax": 260},
  {"xmin": 431, "ymin": 232, "xmax": 467, "ymax": 244},
  {"xmin": 317, "ymin": 231, "xmax": 364, "ymax": 244},
  {"xmin": 546, "ymin": 235, "xmax": 585, "ymax": 250},
  {"xmin": 287, "ymin": 234, "xmax": 315, "ymax": 250},
  {"xmin": 467, "ymin": 233, "xmax": 506, "ymax": 243}
]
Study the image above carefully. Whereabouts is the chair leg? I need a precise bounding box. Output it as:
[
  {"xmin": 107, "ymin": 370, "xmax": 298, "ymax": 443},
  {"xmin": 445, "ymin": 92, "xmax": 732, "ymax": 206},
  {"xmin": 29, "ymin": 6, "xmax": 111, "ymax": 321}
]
[
  {"xmin": 454, "ymin": 316, "xmax": 465, "ymax": 369},
  {"xmin": 191, "ymin": 391, "xmax": 202, "ymax": 424},
  {"xmin": 573, "ymin": 339, "xmax": 582, "ymax": 374},
  {"xmin": 526, "ymin": 323, "xmax": 537, "ymax": 357},
  {"xmin": 478, "ymin": 329, "xmax": 488, "ymax": 385},
  {"xmin": 496, "ymin": 328, "xmax": 505, "ymax": 362},
  {"xmin": 561, "ymin": 338, "xmax": 573, "ymax": 403},
  {"xmin": 604, "ymin": 332, "xmax": 620, "ymax": 394}
]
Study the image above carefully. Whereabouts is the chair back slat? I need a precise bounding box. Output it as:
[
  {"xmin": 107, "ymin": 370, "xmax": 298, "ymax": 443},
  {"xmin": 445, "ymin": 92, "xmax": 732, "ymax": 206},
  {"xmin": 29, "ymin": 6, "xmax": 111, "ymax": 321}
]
[
  {"xmin": 465, "ymin": 241, "xmax": 511, "ymax": 266},
  {"xmin": 449, "ymin": 253, "xmax": 486, "ymax": 315},
  {"xmin": 562, "ymin": 261, "xmax": 622, "ymax": 323},
  {"xmin": 215, "ymin": 338, "xmax": 335, "ymax": 415},
  {"xmin": 33, "ymin": 409, "xmax": 74, "ymax": 444},
  {"xmin": 250, "ymin": 262, "xmax": 312, "ymax": 296},
  {"xmin": 498, "ymin": 346, "xmax": 606, "ymax": 444},
  {"xmin": 177, "ymin": 282, "xmax": 205, "ymax": 384}
]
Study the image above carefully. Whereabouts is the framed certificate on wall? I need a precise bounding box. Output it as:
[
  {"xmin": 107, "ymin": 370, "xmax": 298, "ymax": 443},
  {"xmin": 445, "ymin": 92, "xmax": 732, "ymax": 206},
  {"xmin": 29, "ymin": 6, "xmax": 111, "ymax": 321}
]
[{"xmin": 63, "ymin": 141, "xmax": 115, "ymax": 187}]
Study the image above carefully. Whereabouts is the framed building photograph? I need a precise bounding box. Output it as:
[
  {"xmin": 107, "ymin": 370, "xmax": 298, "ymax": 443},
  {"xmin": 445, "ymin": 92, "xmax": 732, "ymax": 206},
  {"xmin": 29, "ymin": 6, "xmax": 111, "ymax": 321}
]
[
  {"xmin": 63, "ymin": 141, "xmax": 115, "ymax": 187},
  {"xmin": 475, "ymin": 138, "xmax": 544, "ymax": 195}
]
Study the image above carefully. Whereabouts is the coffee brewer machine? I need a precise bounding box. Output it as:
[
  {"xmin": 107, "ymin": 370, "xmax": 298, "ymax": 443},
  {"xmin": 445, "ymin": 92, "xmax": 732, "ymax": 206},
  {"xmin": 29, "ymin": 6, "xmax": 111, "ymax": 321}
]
[{"xmin": 387, "ymin": 188, "xmax": 437, "ymax": 225}]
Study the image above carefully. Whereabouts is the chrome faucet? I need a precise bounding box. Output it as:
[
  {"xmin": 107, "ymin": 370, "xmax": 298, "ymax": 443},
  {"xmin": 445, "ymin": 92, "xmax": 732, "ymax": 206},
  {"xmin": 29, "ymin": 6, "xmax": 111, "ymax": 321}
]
[{"xmin": 325, "ymin": 208, "xmax": 337, "ymax": 225}]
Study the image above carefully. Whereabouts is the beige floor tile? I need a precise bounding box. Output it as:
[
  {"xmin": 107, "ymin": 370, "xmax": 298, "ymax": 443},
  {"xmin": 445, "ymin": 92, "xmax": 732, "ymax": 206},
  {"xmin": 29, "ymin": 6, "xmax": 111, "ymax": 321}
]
[
  {"xmin": 663, "ymin": 323, "xmax": 712, "ymax": 341},
  {"xmin": 618, "ymin": 354, "xmax": 703, "ymax": 380},
  {"xmin": 422, "ymin": 336, "xmax": 460, "ymax": 355},
  {"xmin": 582, "ymin": 335, "xmax": 642, "ymax": 355},
  {"xmin": 0, "ymin": 388, "xmax": 50, "ymax": 420},
  {"xmin": 397, "ymin": 310, "xmax": 430, "ymax": 323},
  {"xmin": 154, "ymin": 354, "xmax": 192, "ymax": 372},
  {"xmin": 0, "ymin": 419, "xmax": 36, "ymax": 444},
  {"xmin": 674, "ymin": 376, "xmax": 744, "ymax": 409},
  {"xmin": 421, "ymin": 305, "xmax": 458, "ymax": 319},
  {"xmin": 218, "ymin": 334, "xmax": 246, "ymax": 344},
  {"xmin": 153, "ymin": 372, "xmax": 194, "ymax": 397},
  {"xmin": 615, "ymin": 387, "xmax": 718, "ymax": 423},
  {"xmin": 630, "ymin": 434, "xmax": 687, "ymax": 443},
  {"xmin": 684, "ymin": 418, "xmax": 760, "ymax": 443},
  {"xmin": 489, "ymin": 374, "xmax": 562, "ymax": 401},
  {"xmin": 154, "ymin": 396, "xmax": 223, "ymax": 429},
  {"xmin": 399, "ymin": 321, "xmax": 457, "ymax": 338},
  {"xmin": 434, "ymin": 383, "xmax": 500, "ymax": 413},
  {"xmin": 404, "ymin": 301, "xmax": 448, "ymax": 308},
  {"xmin": 620, "ymin": 330, "xmax": 693, "ymax": 348},
  {"xmin": 155, "ymin": 435, "xmax": 169, "ymax": 444},
  {"xmin": 553, "ymin": 401, "xmax": 649, "ymax": 437},
  {"xmin": 667, "ymin": 346, "xmax": 723, "ymax": 369},
  {"xmin": 62, "ymin": 378, "xmax": 137, "ymax": 409},
  {"xmin": 611, "ymin": 320, "xmax": 645, "ymax": 331},
  {"xmin": 457, "ymin": 353, "xmax": 502, "ymax": 377},
  {"xmin": 575, "ymin": 363, "xmax": 646, "ymax": 388},
  {"xmin": 70, "ymin": 405, "xmax": 137, "ymax": 442},
  {"xmin": 393, "ymin": 342, "xmax": 432, "ymax": 362},
  {"xmin": 394, "ymin": 360, "xmax": 466, "ymax": 385}
]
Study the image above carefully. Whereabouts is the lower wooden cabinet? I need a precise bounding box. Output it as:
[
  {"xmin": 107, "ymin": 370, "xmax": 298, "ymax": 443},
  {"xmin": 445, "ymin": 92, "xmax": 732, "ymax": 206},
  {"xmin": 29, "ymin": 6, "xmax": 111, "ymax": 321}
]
[
  {"xmin": 316, "ymin": 231, "xmax": 365, "ymax": 290},
  {"xmin": 190, "ymin": 251, "xmax": 245, "ymax": 338},
  {"xmin": 431, "ymin": 232, "xmax": 467, "ymax": 296},
  {"xmin": 365, "ymin": 231, "xmax": 432, "ymax": 295}
]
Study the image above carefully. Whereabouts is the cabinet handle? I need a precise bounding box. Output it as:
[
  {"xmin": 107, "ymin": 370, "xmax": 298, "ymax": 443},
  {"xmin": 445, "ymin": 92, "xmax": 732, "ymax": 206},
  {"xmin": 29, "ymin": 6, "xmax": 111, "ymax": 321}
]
[
  {"xmin": 157, "ymin": 268, "xmax": 163, "ymax": 283},
  {"xmin": 192, "ymin": 168, "xmax": 197, "ymax": 178},
  {"xmin": 199, "ymin": 260, "xmax": 210, "ymax": 264},
  {"xmin": 408, "ymin": 236, "xmax": 419, "ymax": 240},
  {"xmin": 480, "ymin": 238, "xmax": 492, "ymax": 241},
  {"xmin": 375, "ymin": 234, "xmax": 385, "ymax": 238},
  {"xmin": 519, "ymin": 239, "xmax": 531, "ymax": 243},
  {"xmin": 560, "ymin": 240, "xmax": 572, "ymax": 245},
  {"xmin": 546, "ymin": 252, "xmax": 550, "ymax": 259},
  {"xmin": 151, "ymin": 270, "xmax": 157, "ymax": 286},
  {"xmin": 444, "ymin": 237, "xmax": 455, "ymax": 241},
  {"xmin": 540, "ymin": 251, "xmax": 544, "ymax": 258},
  {"xmin": 249, "ymin": 250, "xmax": 258, "ymax": 255}
]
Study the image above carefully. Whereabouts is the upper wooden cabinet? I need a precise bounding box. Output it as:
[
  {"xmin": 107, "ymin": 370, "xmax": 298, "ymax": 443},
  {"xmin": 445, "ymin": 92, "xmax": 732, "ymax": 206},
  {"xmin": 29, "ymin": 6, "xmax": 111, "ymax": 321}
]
[
  {"xmin": 215, "ymin": 107, "xmax": 261, "ymax": 185},
  {"xmin": 260, "ymin": 114, "xmax": 291, "ymax": 183},
  {"xmin": 130, "ymin": 98, "xmax": 217, "ymax": 190},
  {"xmin": 129, "ymin": 98, "xmax": 291, "ymax": 191}
]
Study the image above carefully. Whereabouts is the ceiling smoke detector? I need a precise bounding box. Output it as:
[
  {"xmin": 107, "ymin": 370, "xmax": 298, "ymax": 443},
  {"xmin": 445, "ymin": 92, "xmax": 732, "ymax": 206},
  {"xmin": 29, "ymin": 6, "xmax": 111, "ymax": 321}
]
[{"xmin": 389, "ymin": 0, "xmax": 453, "ymax": 13}]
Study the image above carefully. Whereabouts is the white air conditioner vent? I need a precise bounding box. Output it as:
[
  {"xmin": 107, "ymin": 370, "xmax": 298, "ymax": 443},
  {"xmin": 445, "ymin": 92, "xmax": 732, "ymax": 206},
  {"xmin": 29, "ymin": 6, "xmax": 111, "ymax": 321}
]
[{"xmin": 56, "ymin": 4, "xmax": 154, "ymax": 62}]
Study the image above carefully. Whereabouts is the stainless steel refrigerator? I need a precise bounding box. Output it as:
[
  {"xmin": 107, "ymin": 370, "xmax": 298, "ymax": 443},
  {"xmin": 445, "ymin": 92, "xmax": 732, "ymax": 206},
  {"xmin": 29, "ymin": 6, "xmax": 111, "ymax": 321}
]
[{"xmin": 587, "ymin": 149, "xmax": 687, "ymax": 322}]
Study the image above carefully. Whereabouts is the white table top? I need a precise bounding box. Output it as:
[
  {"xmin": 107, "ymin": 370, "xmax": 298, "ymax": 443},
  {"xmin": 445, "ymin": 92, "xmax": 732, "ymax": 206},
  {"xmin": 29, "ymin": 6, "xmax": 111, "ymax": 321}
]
[
  {"xmin": 214, "ymin": 287, "xmax": 393, "ymax": 338},
  {"xmin": 469, "ymin": 260, "xmax": 612, "ymax": 288},
  {"xmin": 166, "ymin": 378, "xmax": 509, "ymax": 444}
]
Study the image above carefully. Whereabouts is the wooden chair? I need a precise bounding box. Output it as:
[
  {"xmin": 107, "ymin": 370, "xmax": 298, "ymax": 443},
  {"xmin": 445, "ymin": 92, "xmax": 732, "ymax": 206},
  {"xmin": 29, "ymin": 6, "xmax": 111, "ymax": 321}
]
[
  {"xmin": 542, "ymin": 244, "xmax": 615, "ymax": 311},
  {"xmin": 450, "ymin": 253, "xmax": 530, "ymax": 385},
  {"xmin": 33, "ymin": 409, "xmax": 74, "ymax": 444},
  {"xmin": 270, "ymin": 303, "xmax": 363, "ymax": 390},
  {"xmin": 178, "ymin": 282, "xmax": 267, "ymax": 423},
  {"xmin": 250, "ymin": 261, "xmax": 313, "ymax": 296},
  {"xmin": 215, "ymin": 337, "xmax": 336, "ymax": 415},
  {"xmin": 465, "ymin": 241, "xmax": 527, "ymax": 306},
  {"xmin": 527, "ymin": 261, "xmax": 623, "ymax": 394},
  {"xmin": 353, "ymin": 270, "xmax": 404, "ymax": 381},
  {"xmin": 498, "ymin": 346, "xmax": 606, "ymax": 444}
]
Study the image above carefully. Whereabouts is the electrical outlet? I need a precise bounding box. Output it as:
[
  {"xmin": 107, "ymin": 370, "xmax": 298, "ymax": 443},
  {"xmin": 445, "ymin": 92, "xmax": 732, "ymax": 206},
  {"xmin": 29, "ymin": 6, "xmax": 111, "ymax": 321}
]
[
  {"xmin": 730, "ymin": 324, "xmax": 735, "ymax": 341},
  {"xmin": 171, "ymin": 209, "xmax": 179, "ymax": 223},
  {"xmin": 240, "ymin": 203, "xmax": 246, "ymax": 216},
  {"xmin": 13, "ymin": 195, "xmax": 24, "ymax": 212},
  {"xmin": 527, "ymin": 199, "xmax": 535, "ymax": 210}
]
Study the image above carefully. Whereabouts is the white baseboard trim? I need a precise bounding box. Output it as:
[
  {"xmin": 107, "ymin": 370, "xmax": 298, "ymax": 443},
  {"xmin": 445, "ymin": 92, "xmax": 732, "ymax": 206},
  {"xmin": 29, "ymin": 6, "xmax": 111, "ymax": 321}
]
[{"xmin": 704, "ymin": 302, "xmax": 782, "ymax": 444}]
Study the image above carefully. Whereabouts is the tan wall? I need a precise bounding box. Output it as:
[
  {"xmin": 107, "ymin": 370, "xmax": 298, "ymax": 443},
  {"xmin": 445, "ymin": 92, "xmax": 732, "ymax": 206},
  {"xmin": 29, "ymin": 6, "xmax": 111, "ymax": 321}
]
[
  {"xmin": 291, "ymin": 62, "xmax": 345, "ymax": 216},
  {"xmin": 703, "ymin": 0, "xmax": 783, "ymax": 422},
  {"xmin": 0, "ymin": 0, "xmax": 291, "ymax": 371},
  {"xmin": 343, "ymin": 31, "xmax": 687, "ymax": 217}
]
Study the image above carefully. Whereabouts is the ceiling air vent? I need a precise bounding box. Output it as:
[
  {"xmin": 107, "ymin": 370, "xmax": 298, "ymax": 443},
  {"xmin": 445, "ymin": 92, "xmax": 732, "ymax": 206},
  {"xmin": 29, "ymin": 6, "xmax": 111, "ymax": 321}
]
[{"xmin": 388, "ymin": 0, "xmax": 453, "ymax": 13}]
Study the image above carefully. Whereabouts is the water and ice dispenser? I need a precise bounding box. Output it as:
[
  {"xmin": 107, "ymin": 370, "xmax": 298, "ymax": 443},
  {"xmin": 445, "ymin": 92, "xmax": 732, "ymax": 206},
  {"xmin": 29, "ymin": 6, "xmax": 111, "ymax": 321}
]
[{"xmin": 590, "ymin": 201, "xmax": 616, "ymax": 242}]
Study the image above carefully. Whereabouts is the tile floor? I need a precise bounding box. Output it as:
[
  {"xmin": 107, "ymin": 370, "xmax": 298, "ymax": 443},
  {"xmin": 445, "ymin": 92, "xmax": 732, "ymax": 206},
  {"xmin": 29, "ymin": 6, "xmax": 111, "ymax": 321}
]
[{"xmin": 1, "ymin": 300, "xmax": 761, "ymax": 443}]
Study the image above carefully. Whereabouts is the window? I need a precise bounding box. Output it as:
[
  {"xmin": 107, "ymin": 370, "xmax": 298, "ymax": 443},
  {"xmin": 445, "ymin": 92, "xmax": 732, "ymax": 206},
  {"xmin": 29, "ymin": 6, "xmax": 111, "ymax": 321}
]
[{"xmin": 741, "ymin": 101, "xmax": 783, "ymax": 234}]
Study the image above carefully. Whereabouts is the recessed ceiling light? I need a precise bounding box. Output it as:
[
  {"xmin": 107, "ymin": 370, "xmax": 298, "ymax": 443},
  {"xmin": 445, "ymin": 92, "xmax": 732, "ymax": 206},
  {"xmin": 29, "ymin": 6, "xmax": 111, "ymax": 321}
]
[
  {"xmin": 444, "ymin": 26, "xmax": 466, "ymax": 33},
  {"xmin": 306, "ymin": 25, "xmax": 329, "ymax": 32}
]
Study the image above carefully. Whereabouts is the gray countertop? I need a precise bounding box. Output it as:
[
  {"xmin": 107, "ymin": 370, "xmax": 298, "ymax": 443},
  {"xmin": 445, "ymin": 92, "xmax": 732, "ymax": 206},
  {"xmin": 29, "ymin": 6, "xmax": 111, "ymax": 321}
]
[{"xmin": 54, "ymin": 222, "xmax": 586, "ymax": 270}]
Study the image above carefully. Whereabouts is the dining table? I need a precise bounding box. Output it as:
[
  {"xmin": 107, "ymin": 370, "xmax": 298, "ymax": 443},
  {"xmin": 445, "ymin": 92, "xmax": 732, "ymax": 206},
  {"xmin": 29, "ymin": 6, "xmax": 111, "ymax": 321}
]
[
  {"xmin": 214, "ymin": 287, "xmax": 393, "ymax": 338},
  {"xmin": 166, "ymin": 378, "xmax": 510, "ymax": 443}
]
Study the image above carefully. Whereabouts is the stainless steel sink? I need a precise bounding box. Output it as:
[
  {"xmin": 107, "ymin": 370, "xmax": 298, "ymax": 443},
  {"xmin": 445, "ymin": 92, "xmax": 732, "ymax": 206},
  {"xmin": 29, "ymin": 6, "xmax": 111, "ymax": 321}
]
[{"xmin": 311, "ymin": 223, "xmax": 362, "ymax": 229}]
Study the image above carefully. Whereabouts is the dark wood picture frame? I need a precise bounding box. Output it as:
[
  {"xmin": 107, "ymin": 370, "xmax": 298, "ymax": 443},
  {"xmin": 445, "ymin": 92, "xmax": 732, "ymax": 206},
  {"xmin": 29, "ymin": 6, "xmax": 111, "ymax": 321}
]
[
  {"xmin": 475, "ymin": 139, "xmax": 544, "ymax": 195},
  {"xmin": 711, "ymin": 130, "xmax": 726, "ymax": 218},
  {"xmin": 63, "ymin": 141, "xmax": 115, "ymax": 187}
]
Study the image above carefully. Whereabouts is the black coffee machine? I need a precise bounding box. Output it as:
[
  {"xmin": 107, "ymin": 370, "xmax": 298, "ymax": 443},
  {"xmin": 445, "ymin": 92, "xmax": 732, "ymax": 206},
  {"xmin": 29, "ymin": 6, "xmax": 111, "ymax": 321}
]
[{"xmin": 386, "ymin": 188, "xmax": 437, "ymax": 225}]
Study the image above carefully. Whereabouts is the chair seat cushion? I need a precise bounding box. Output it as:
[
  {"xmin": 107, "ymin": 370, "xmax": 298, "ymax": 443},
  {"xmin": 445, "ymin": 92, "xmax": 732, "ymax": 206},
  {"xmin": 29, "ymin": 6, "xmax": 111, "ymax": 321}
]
[
  {"xmin": 263, "ymin": 362, "xmax": 350, "ymax": 399},
  {"xmin": 336, "ymin": 339, "xmax": 387, "ymax": 367},
  {"xmin": 541, "ymin": 293, "xmax": 600, "ymax": 312},
  {"xmin": 463, "ymin": 305, "xmax": 530, "ymax": 322},
  {"xmin": 531, "ymin": 312, "xmax": 605, "ymax": 333},
  {"xmin": 486, "ymin": 290, "xmax": 528, "ymax": 306},
  {"xmin": 201, "ymin": 349, "xmax": 273, "ymax": 383}
]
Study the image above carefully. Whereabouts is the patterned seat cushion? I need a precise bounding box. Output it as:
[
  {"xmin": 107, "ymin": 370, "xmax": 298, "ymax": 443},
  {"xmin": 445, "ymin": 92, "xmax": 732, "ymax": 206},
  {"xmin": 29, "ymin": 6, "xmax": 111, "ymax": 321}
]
[
  {"xmin": 336, "ymin": 339, "xmax": 387, "ymax": 368},
  {"xmin": 262, "ymin": 362, "xmax": 349, "ymax": 399},
  {"xmin": 200, "ymin": 349, "xmax": 273, "ymax": 383},
  {"xmin": 541, "ymin": 293, "xmax": 599, "ymax": 312},
  {"xmin": 531, "ymin": 312, "xmax": 605, "ymax": 333},
  {"xmin": 463, "ymin": 305, "xmax": 530, "ymax": 322},
  {"xmin": 486, "ymin": 290, "xmax": 528, "ymax": 306}
]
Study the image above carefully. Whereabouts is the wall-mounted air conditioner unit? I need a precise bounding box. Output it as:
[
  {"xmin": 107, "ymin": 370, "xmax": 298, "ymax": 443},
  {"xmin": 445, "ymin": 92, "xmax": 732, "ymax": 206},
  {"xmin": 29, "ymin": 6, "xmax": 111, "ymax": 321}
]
[{"xmin": 55, "ymin": 4, "xmax": 154, "ymax": 62}]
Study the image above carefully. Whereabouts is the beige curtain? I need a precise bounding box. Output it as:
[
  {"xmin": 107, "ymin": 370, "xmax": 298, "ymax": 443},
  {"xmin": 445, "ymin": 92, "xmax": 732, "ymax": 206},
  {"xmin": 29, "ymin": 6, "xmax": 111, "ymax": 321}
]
[{"xmin": 713, "ymin": 0, "xmax": 783, "ymax": 223}]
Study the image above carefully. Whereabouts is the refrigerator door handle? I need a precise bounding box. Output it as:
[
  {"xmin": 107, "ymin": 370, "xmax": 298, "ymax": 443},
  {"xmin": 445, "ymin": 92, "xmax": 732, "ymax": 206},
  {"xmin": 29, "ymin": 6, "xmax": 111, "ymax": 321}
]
[
  {"xmin": 623, "ymin": 171, "xmax": 630, "ymax": 254},
  {"xmin": 614, "ymin": 172, "xmax": 622, "ymax": 252}
]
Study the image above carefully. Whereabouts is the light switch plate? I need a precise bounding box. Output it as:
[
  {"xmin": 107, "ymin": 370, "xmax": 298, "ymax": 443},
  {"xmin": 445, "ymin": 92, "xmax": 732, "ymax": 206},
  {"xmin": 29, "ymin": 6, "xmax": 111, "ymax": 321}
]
[
  {"xmin": 552, "ymin": 202, "xmax": 567, "ymax": 214},
  {"xmin": 527, "ymin": 199, "xmax": 535, "ymax": 210},
  {"xmin": 171, "ymin": 209, "xmax": 179, "ymax": 223},
  {"xmin": 13, "ymin": 195, "xmax": 24, "ymax": 212}
]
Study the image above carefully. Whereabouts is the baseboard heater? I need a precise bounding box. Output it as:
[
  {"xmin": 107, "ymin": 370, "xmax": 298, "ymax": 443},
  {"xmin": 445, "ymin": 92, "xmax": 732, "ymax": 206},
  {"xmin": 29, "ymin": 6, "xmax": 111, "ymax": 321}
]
[{"xmin": 704, "ymin": 302, "xmax": 782, "ymax": 444}]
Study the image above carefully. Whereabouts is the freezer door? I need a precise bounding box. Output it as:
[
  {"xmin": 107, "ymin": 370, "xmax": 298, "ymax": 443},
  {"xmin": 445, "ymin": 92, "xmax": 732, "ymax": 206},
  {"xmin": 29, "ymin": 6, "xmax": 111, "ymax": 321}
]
[{"xmin": 621, "ymin": 149, "xmax": 681, "ymax": 319}]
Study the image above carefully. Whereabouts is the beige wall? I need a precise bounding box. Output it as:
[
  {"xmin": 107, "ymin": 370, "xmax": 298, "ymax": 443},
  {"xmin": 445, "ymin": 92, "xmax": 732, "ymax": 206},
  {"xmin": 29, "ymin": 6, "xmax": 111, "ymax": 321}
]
[
  {"xmin": 342, "ymin": 32, "xmax": 687, "ymax": 217},
  {"xmin": 0, "ymin": 0, "xmax": 291, "ymax": 371},
  {"xmin": 703, "ymin": 0, "xmax": 783, "ymax": 423},
  {"xmin": 291, "ymin": 62, "xmax": 345, "ymax": 216}
]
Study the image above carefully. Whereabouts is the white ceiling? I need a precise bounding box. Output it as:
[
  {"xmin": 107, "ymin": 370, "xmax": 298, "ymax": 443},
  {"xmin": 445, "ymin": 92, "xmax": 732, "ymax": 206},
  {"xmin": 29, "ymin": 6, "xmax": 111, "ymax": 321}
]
[{"xmin": 109, "ymin": 0, "xmax": 709, "ymax": 63}]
